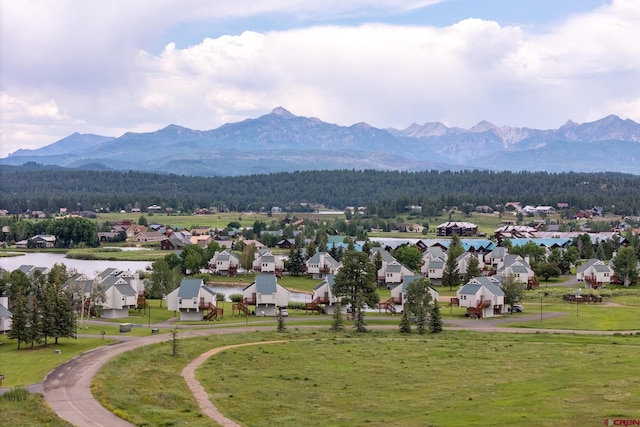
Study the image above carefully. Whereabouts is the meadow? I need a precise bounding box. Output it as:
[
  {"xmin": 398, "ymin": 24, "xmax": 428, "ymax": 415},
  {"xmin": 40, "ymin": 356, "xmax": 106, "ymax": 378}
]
[{"xmin": 91, "ymin": 329, "xmax": 640, "ymax": 427}]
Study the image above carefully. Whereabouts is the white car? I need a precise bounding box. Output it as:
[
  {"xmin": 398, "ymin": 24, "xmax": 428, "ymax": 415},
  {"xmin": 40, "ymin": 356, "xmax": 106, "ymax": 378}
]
[{"xmin": 280, "ymin": 308, "xmax": 289, "ymax": 317}]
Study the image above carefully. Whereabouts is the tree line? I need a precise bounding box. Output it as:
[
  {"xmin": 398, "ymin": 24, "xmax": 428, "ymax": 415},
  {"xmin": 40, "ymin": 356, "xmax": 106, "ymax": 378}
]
[{"xmin": 2, "ymin": 165, "xmax": 640, "ymax": 217}]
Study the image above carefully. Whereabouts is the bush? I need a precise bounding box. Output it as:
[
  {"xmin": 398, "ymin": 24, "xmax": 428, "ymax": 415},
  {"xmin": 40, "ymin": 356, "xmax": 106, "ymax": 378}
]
[
  {"xmin": 216, "ymin": 292, "xmax": 226, "ymax": 302},
  {"xmin": 229, "ymin": 293, "xmax": 243, "ymax": 303},
  {"xmin": 288, "ymin": 302, "xmax": 305, "ymax": 310},
  {"xmin": 1, "ymin": 388, "xmax": 29, "ymax": 402}
]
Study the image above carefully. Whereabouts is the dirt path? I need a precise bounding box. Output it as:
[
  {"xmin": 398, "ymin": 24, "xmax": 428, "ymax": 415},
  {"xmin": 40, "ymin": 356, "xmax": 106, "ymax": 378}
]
[{"xmin": 181, "ymin": 340, "xmax": 288, "ymax": 427}]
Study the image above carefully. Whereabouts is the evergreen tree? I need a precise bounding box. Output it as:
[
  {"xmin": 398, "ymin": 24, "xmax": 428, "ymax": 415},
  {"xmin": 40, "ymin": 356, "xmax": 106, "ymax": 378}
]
[
  {"xmin": 330, "ymin": 300, "xmax": 345, "ymax": 331},
  {"xmin": 399, "ymin": 310, "xmax": 411, "ymax": 334},
  {"xmin": 612, "ymin": 247, "xmax": 639, "ymax": 287},
  {"xmin": 287, "ymin": 247, "xmax": 305, "ymax": 276},
  {"xmin": 501, "ymin": 274, "xmax": 526, "ymax": 313},
  {"xmin": 8, "ymin": 292, "xmax": 29, "ymax": 349},
  {"xmin": 429, "ymin": 300, "xmax": 443, "ymax": 333},
  {"xmin": 333, "ymin": 249, "xmax": 378, "ymax": 333},
  {"xmin": 443, "ymin": 233, "xmax": 463, "ymax": 291},
  {"xmin": 462, "ymin": 254, "xmax": 482, "ymax": 283},
  {"xmin": 277, "ymin": 312, "xmax": 286, "ymax": 333},
  {"xmin": 406, "ymin": 277, "xmax": 432, "ymax": 335}
]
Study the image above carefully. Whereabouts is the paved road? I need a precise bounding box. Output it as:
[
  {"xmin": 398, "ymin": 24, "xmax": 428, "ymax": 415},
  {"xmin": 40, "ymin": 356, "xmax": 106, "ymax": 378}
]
[{"xmin": 14, "ymin": 313, "xmax": 640, "ymax": 427}]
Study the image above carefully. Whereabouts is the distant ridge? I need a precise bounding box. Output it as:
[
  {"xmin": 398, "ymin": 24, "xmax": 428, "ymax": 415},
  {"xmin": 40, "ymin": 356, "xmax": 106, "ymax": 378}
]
[{"xmin": 2, "ymin": 108, "xmax": 639, "ymax": 176}]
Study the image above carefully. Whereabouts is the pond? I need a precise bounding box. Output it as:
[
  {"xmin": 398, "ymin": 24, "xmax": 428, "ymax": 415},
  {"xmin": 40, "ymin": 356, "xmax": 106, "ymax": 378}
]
[{"xmin": 0, "ymin": 252, "xmax": 152, "ymax": 276}]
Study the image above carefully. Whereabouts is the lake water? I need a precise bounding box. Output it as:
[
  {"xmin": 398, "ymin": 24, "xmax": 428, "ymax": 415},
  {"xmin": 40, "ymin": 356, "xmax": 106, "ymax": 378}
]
[
  {"xmin": 0, "ymin": 252, "xmax": 311, "ymax": 302},
  {"xmin": 0, "ymin": 252, "xmax": 152, "ymax": 276}
]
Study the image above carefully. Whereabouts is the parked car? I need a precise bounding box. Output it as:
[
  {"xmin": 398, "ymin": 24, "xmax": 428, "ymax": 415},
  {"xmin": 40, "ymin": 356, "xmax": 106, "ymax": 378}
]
[
  {"xmin": 508, "ymin": 304, "xmax": 524, "ymax": 313},
  {"xmin": 280, "ymin": 308, "xmax": 289, "ymax": 317}
]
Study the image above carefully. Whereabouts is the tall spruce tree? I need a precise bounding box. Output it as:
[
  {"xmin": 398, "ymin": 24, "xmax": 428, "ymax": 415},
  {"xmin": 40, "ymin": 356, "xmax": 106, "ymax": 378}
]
[
  {"xmin": 399, "ymin": 310, "xmax": 411, "ymax": 334},
  {"xmin": 429, "ymin": 300, "xmax": 443, "ymax": 333},
  {"xmin": 333, "ymin": 248, "xmax": 378, "ymax": 333},
  {"xmin": 406, "ymin": 277, "xmax": 432, "ymax": 335},
  {"xmin": 443, "ymin": 233, "xmax": 463, "ymax": 291},
  {"xmin": 462, "ymin": 254, "xmax": 482, "ymax": 284},
  {"xmin": 330, "ymin": 300, "xmax": 345, "ymax": 331}
]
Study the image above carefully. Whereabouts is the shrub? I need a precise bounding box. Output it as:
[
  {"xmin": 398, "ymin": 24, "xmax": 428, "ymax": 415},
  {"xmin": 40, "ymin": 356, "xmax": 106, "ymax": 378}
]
[
  {"xmin": 229, "ymin": 293, "xmax": 243, "ymax": 303},
  {"xmin": 216, "ymin": 292, "xmax": 226, "ymax": 302},
  {"xmin": 288, "ymin": 302, "xmax": 305, "ymax": 310},
  {"xmin": 1, "ymin": 388, "xmax": 29, "ymax": 402}
]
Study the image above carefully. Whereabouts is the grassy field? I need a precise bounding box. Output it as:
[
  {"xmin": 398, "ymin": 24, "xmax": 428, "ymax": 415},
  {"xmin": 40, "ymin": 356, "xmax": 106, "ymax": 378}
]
[
  {"xmin": 0, "ymin": 391, "xmax": 72, "ymax": 427},
  {"xmin": 66, "ymin": 247, "xmax": 166, "ymax": 261},
  {"xmin": 91, "ymin": 329, "xmax": 640, "ymax": 427},
  {"xmin": 0, "ymin": 334, "xmax": 115, "ymax": 387}
]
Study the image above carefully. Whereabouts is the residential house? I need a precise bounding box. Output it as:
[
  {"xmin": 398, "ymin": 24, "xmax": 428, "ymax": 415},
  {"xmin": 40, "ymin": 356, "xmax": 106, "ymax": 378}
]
[
  {"xmin": 498, "ymin": 255, "xmax": 538, "ymax": 289},
  {"xmin": 437, "ymin": 221, "xmax": 478, "ymax": 237},
  {"xmin": 166, "ymin": 278, "xmax": 217, "ymax": 321},
  {"xmin": 456, "ymin": 276, "xmax": 507, "ymax": 318},
  {"xmin": 378, "ymin": 260, "xmax": 413, "ymax": 288},
  {"xmin": 242, "ymin": 275, "xmax": 290, "ymax": 316},
  {"xmin": 387, "ymin": 275, "xmax": 439, "ymax": 314},
  {"xmin": 577, "ymin": 259, "xmax": 612, "ymax": 289},
  {"xmin": 0, "ymin": 296, "xmax": 12, "ymax": 332},
  {"xmin": 134, "ymin": 230, "xmax": 165, "ymax": 243},
  {"xmin": 94, "ymin": 269, "xmax": 145, "ymax": 318},
  {"xmin": 308, "ymin": 275, "xmax": 344, "ymax": 315},
  {"xmin": 16, "ymin": 264, "xmax": 50, "ymax": 277},
  {"xmin": 208, "ymin": 250, "xmax": 240, "ymax": 276},
  {"xmin": 190, "ymin": 234, "xmax": 213, "ymax": 249},
  {"xmin": 126, "ymin": 225, "xmax": 148, "ymax": 239},
  {"xmin": 277, "ymin": 238, "xmax": 295, "ymax": 249},
  {"xmin": 15, "ymin": 235, "xmax": 56, "ymax": 249},
  {"xmin": 421, "ymin": 256, "xmax": 445, "ymax": 285},
  {"xmin": 252, "ymin": 250, "xmax": 284, "ymax": 276},
  {"xmin": 160, "ymin": 235, "xmax": 186, "ymax": 250},
  {"xmin": 456, "ymin": 252, "xmax": 484, "ymax": 277},
  {"xmin": 306, "ymin": 251, "xmax": 341, "ymax": 279},
  {"xmin": 486, "ymin": 246, "xmax": 508, "ymax": 271}
]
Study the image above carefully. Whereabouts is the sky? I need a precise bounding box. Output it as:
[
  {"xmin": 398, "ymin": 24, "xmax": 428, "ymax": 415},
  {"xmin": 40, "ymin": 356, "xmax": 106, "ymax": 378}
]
[{"xmin": 1, "ymin": 0, "xmax": 639, "ymax": 157}]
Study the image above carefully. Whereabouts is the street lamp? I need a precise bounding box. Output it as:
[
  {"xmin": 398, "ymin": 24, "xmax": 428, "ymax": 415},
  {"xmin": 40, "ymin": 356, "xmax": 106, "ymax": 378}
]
[{"xmin": 575, "ymin": 288, "xmax": 582, "ymax": 316}]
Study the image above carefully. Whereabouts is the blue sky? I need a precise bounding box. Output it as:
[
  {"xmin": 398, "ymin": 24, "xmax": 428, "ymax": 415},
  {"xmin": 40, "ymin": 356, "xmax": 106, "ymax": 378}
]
[{"xmin": 1, "ymin": 0, "xmax": 638, "ymax": 157}]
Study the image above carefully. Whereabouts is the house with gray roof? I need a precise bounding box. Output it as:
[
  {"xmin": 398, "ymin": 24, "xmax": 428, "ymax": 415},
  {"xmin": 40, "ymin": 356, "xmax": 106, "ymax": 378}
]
[
  {"xmin": 421, "ymin": 257, "xmax": 445, "ymax": 285},
  {"xmin": 242, "ymin": 275, "xmax": 290, "ymax": 316},
  {"xmin": 577, "ymin": 259, "xmax": 612, "ymax": 289},
  {"xmin": 378, "ymin": 260, "xmax": 413, "ymax": 288},
  {"xmin": 498, "ymin": 255, "xmax": 537, "ymax": 288},
  {"xmin": 0, "ymin": 296, "xmax": 12, "ymax": 332},
  {"xmin": 306, "ymin": 251, "xmax": 341, "ymax": 279},
  {"xmin": 208, "ymin": 249, "xmax": 240, "ymax": 276},
  {"xmin": 456, "ymin": 276, "xmax": 507, "ymax": 318},
  {"xmin": 309, "ymin": 274, "xmax": 345, "ymax": 315},
  {"xmin": 166, "ymin": 278, "xmax": 217, "ymax": 321},
  {"xmin": 252, "ymin": 250, "xmax": 284, "ymax": 276},
  {"xmin": 389, "ymin": 275, "xmax": 439, "ymax": 313}
]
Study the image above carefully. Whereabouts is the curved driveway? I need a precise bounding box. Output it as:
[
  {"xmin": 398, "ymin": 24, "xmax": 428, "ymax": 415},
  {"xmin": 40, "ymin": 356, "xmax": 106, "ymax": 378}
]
[{"xmin": 41, "ymin": 317, "xmax": 640, "ymax": 427}]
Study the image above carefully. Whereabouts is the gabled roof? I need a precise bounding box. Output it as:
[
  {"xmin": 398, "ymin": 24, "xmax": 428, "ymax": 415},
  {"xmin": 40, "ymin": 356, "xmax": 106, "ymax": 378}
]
[
  {"xmin": 427, "ymin": 260, "xmax": 444, "ymax": 269},
  {"xmin": 177, "ymin": 279, "xmax": 204, "ymax": 298},
  {"xmin": 370, "ymin": 248, "xmax": 396, "ymax": 264},
  {"xmin": 458, "ymin": 283, "xmax": 482, "ymax": 295},
  {"xmin": 255, "ymin": 275, "xmax": 278, "ymax": 294},
  {"xmin": 577, "ymin": 259, "xmax": 603, "ymax": 273},
  {"xmin": 314, "ymin": 274, "xmax": 335, "ymax": 291},
  {"xmin": 114, "ymin": 283, "xmax": 138, "ymax": 297},
  {"xmin": 0, "ymin": 302, "xmax": 12, "ymax": 318},
  {"xmin": 490, "ymin": 247, "xmax": 508, "ymax": 258}
]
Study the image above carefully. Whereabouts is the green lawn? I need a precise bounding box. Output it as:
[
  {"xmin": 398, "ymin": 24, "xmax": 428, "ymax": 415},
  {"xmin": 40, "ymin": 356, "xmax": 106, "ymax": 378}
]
[
  {"xmin": 66, "ymin": 247, "xmax": 166, "ymax": 261},
  {"xmin": 505, "ymin": 300, "xmax": 640, "ymax": 331},
  {"xmin": 91, "ymin": 330, "xmax": 640, "ymax": 427},
  {"xmin": 1, "ymin": 392, "xmax": 72, "ymax": 427},
  {"xmin": 0, "ymin": 334, "xmax": 115, "ymax": 387}
]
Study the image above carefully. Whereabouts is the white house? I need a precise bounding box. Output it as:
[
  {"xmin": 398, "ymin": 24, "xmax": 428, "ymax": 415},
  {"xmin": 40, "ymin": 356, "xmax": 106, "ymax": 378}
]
[
  {"xmin": 166, "ymin": 278, "xmax": 217, "ymax": 321},
  {"xmin": 0, "ymin": 296, "xmax": 12, "ymax": 332},
  {"xmin": 252, "ymin": 250, "xmax": 284, "ymax": 276},
  {"xmin": 306, "ymin": 251, "xmax": 341, "ymax": 279},
  {"xmin": 456, "ymin": 276, "xmax": 507, "ymax": 318},
  {"xmin": 577, "ymin": 259, "xmax": 612, "ymax": 289},
  {"xmin": 485, "ymin": 247, "xmax": 509, "ymax": 270},
  {"xmin": 208, "ymin": 250, "xmax": 240, "ymax": 276},
  {"xmin": 455, "ymin": 252, "xmax": 485, "ymax": 277},
  {"xmin": 421, "ymin": 257, "xmax": 445, "ymax": 285},
  {"xmin": 242, "ymin": 275, "xmax": 290, "ymax": 316},
  {"xmin": 309, "ymin": 274, "xmax": 345, "ymax": 315},
  {"xmin": 498, "ymin": 255, "xmax": 537, "ymax": 288},
  {"xmin": 378, "ymin": 260, "xmax": 413, "ymax": 288},
  {"xmin": 389, "ymin": 275, "xmax": 439, "ymax": 314}
]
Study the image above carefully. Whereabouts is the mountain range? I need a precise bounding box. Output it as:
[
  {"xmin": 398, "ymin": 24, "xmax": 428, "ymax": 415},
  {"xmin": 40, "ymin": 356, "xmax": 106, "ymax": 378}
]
[{"xmin": 3, "ymin": 107, "xmax": 640, "ymax": 176}]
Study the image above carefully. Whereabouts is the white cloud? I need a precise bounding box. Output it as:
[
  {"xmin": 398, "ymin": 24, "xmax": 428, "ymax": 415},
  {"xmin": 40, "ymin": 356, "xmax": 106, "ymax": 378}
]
[{"xmin": 1, "ymin": 0, "xmax": 639, "ymax": 156}]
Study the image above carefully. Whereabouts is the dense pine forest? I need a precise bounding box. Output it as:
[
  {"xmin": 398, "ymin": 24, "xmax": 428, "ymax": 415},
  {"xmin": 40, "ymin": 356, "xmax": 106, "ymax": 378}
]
[{"xmin": 1, "ymin": 165, "xmax": 640, "ymax": 217}]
